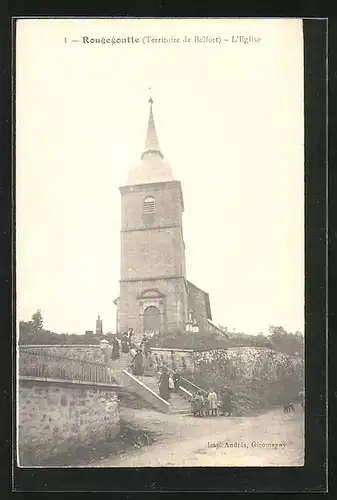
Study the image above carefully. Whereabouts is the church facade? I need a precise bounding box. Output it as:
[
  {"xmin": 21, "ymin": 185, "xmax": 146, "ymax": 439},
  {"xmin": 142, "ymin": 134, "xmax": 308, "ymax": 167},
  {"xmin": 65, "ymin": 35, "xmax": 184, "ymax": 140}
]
[{"xmin": 114, "ymin": 98, "xmax": 218, "ymax": 339}]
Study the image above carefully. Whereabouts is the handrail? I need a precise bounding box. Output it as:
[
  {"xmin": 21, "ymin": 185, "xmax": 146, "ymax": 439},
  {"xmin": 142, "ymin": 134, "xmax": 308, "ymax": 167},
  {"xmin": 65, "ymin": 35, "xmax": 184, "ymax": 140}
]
[
  {"xmin": 19, "ymin": 348, "xmax": 115, "ymax": 384},
  {"xmin": 165, "ymin": 366, "xmax": 207, "ymax": 396},
  {"xmin": 19, "ymin": 348, "xmax": 107, "ymax": 368}
]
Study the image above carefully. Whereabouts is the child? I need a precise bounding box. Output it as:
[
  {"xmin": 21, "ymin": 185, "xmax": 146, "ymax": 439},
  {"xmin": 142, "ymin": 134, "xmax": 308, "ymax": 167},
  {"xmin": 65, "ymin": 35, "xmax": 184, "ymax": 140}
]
[
  {"xmin": 192, "ymin": 391, "xmax": 204, "ymax": 417},
  {"xmin": 207, "ymin": 388, "xmax": 218, "ymax": 416}
]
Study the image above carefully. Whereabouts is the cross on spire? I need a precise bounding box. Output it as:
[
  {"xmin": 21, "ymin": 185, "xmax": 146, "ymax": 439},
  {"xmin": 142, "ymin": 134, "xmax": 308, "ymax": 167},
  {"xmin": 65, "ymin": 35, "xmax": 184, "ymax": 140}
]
[
  {"xmin": 141, "ymin": 93, "xmax": 163, "ymax": 160},
  {"xmin": 148, "ymin": 86, "xmax": 153, "ymax": 104}
]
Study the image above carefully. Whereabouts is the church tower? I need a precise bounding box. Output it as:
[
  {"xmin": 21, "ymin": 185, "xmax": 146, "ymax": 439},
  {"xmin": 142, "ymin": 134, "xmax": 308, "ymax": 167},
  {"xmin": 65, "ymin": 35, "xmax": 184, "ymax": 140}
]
[
  {"xmin": 115, "ymin": 98, "xmax": 188, "ymax": 339},
  {"xmin": 95, "ymin": 314, "xmax": 103, "ymax": 335}
]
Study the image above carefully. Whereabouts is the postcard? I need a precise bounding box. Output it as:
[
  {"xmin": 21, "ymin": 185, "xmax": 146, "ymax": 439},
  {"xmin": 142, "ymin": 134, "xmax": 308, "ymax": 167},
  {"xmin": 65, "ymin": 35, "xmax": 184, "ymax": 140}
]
[{"xmin": 16, "ymin": 17, "xmax": 305, "ymax": 469}]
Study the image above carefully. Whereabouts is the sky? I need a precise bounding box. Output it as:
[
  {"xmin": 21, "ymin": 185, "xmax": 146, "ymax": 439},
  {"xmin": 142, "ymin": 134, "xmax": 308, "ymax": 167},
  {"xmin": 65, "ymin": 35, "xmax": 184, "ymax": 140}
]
[{"xmin": 16, "ymin": 18, "xmax": 304, "ymax": 336}]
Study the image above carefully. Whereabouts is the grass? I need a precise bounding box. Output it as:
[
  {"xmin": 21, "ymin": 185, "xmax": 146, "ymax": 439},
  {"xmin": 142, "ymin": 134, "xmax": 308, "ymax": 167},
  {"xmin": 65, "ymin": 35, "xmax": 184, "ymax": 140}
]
[{"xmin": 21, "ymin": 418, "xmax": 160, "ymax": 467}]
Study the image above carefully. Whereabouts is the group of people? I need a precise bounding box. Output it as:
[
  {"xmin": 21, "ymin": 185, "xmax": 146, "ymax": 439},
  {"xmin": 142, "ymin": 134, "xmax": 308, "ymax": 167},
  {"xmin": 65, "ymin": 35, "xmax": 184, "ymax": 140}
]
[
  {"xmin": 103, "ymin": 328, "xmax": 153, "ymax": 378},
  {"xmin": 191, "ymin": 387, "xmax": 233, "ymax": 417},
  {"xmin": 157, "ymin": 366, "xmax": 181, "ymax": 401},
  {"xmin": 104, "ymin": 329, "xmax": 234, "ymax": 418},
  {"xmin": 126, "ymin": 331, "xmax": 154, "ymax": 377},
  {"xmin": 121, "ymin": 328, "xmax": 135, "ymax": 354}
]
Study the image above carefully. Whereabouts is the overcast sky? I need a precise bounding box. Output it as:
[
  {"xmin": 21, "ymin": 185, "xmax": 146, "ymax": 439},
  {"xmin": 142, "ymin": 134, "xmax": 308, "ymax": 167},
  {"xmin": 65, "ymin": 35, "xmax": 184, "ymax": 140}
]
[{"xmin": 16, "ymin": 18, "xmax": 304, "ymax": 335}]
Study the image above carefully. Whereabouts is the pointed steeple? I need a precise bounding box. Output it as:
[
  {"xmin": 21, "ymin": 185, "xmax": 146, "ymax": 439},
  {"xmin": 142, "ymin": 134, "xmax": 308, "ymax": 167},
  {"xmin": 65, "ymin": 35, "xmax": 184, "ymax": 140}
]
[
  {"xmin": 126, "ymin": 95, "xmax": 173, "ymax": 185},
  {"xmin": 141, "ymin": 97, "xmax": 164, "ymax": 160}
]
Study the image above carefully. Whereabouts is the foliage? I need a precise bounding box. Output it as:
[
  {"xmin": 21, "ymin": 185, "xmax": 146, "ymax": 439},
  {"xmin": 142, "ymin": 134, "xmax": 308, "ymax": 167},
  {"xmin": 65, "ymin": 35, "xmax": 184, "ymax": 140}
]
[
  {"xmin": 219, "ymin": 325, "xmax": 304, "ymax": 356},
  {"xmin": 180, "ymin": 348, "xmax": 304, "ymax": 416},
  {"xmin": 148, "ymin": 330, "xmax": 230, "ymax": 350},
  {"xmin": 19, "ymin": 309, "xmax": 304, "ymax": 356},
  {"xmin": 31, "ymin": 309, "xmax": 43, "ymax": 332}
]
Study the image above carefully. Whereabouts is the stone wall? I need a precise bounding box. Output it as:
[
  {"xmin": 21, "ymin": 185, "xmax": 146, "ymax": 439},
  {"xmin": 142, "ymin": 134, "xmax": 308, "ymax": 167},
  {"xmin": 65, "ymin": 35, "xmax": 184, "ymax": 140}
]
[
  {"xmin": 150, "ymin": 347, "xmax": 194, "ymax": 372},
  {"xmin": 193, "ymin": 347, "xmax": 304, "ymax": 384},
  {"xmin": 18, "ymin": 377, "xmax": 120, "ymax": 465},
  {"xmin": 149, "ymin": 346, "xmax": 304, "ymax": 386}
]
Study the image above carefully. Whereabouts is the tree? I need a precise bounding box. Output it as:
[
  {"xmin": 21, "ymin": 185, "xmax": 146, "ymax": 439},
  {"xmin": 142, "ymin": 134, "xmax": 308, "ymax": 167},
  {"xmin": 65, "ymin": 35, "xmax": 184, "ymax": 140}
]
[
  {"xmin": 31, "ymin": 309, "xmax": 43, "ymax": 332},
  {"xmin": 268, "ymin": 326, "xmax": 304, "ymax": 355},
  {"xmin": 18, "ymin": 320, "xmax": 33, "ymax": 344}
]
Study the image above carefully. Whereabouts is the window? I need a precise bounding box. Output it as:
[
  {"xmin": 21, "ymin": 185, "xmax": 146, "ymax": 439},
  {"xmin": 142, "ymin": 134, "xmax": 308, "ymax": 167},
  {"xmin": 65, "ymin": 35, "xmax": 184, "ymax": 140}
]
[{"xmin": 144, "ymin": 196, "xmax": 155, "ymax": 214}]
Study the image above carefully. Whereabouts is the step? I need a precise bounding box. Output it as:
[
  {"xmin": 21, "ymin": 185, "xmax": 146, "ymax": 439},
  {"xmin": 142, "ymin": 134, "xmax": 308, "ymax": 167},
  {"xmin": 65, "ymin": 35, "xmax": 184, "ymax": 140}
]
[{"xmin": 170, "ymin": 410, "xmax": 192, "ymax": 415}]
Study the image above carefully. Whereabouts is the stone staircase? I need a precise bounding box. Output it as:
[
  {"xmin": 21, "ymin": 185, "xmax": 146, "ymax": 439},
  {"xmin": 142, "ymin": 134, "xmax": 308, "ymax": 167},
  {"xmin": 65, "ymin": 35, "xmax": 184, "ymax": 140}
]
[
  {"xmin": 137, "ymin": 374, "xmax": 191, "ymax": 415},
  {"xmin": 109, "ymin": 353, "xmax": 191, "ymax": 415}
]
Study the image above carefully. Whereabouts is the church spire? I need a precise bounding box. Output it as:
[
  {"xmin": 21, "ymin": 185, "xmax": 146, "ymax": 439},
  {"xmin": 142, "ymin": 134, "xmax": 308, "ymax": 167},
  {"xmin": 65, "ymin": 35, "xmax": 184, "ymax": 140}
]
[{"xmin": 141, "ymin": 97, "xmax": 164, "ymax": 160}]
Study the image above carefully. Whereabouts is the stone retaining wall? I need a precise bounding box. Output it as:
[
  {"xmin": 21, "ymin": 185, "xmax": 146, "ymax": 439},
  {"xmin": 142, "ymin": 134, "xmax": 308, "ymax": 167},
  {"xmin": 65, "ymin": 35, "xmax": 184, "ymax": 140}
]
[{"xmin": 18, "ymin": 377, "xmax": 120, "ymax": 466}]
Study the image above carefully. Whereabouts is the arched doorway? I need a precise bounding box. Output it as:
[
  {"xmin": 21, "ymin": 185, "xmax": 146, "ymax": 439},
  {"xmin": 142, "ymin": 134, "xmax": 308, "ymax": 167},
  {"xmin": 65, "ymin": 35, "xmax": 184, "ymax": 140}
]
[{"xmin": 143, "ymin": 306, "xmax": 161, "ymax": 335}]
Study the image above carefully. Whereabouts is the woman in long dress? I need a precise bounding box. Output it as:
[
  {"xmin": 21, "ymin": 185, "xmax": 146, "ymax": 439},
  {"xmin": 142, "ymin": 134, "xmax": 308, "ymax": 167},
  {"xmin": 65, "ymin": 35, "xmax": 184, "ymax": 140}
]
[
  {"xmin": 158, "ymin": 367, "xmax": 170, "ymax": 401},
  {"xmin": 132, "ymin": 349, "xmax": 144, "ymax": 376},
  {"xmin": 221, "ymin": 388, "xmax": 233, "ymax": 416},
  {"xmin": 121, "ymin": 333, "xmax": 129, "ymax": 354},
  {"xmin": 111, "ymin": 336, "xmax": 120, "ymax": 360},
  {"xmin": 143, "ymin": 339, "xmax": 151, "ymax": 358}
]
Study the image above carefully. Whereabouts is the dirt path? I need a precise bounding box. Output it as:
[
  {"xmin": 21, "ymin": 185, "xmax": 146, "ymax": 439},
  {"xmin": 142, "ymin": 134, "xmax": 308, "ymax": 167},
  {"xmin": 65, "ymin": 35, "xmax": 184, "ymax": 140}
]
[{"xmin": 90, "ymin": 406, "xmax": 304, "ymax": 467}]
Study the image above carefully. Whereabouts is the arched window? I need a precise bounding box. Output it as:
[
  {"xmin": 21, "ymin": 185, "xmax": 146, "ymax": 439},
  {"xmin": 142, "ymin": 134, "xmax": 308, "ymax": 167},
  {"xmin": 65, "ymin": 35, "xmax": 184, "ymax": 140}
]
[{"xmin": 144, "ymin": 196, "xmax": 155, "ymax": 214}]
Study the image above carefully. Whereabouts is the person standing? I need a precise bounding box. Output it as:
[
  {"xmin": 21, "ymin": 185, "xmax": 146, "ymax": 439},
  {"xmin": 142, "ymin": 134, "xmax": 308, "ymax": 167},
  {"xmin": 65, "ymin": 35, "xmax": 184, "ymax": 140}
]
[
  {"xmin": 128, "ymin": 327, "xmax": 134, "ymax": 347},
  {"xmin": 143, "ymin": 338, "xmax": 151, "ymax": 358},
  {"xmin": 221, "ymin": 387, "xmax": 233, "ymax": 416},
  {"xmin": 192, "ymin": 391, "xmax": 204, "ymax": 417},
  {"xmin": 168, "ymin": 373, "xmax": 175, "ymax": 394},
  {"xmin": 132, "ymin": 349, "xmax": 144, "ymax": 376},
  {"xmin": 158, "ymin": 367, "xmax": 170, "ymax": 401},
  {"xmin": 173, "ymin": 372, "xmax": 181, "ymax": 393},
  {"xmin": 111, "ymin": 335, "xmax": 120, "ymax": 360},
  {"xmin": 207, "ymin": 388, "xmax": 218, "ymax": 416},
  {"xmin": 128, "ymin": 344, "xmax": 137, "ymax": 371},
  {"xmin": 121, "ymin": 332, "xmax": 130, "ymax": 354}
]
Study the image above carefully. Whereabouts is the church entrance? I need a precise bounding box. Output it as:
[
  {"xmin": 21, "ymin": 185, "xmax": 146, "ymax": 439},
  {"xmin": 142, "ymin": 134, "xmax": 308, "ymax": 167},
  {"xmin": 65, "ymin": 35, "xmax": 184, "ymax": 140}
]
[{"xmin": 143, "ymin": 306, "xmax": 161, "ymax": 336}]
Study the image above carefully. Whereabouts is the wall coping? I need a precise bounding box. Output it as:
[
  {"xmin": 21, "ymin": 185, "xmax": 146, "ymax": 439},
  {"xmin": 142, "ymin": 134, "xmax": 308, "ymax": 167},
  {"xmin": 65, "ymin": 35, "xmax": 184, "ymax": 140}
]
[
  {"xmin": 19, "ymin": 344, "xmax": 101, "ymax": 348},
  {"xmin": 150, "ymin": 347, "xmax": 194, "ymax": 353},
  {"xmin": 19, "ymin": 375, "xmax": 124, "ymax": 392}
]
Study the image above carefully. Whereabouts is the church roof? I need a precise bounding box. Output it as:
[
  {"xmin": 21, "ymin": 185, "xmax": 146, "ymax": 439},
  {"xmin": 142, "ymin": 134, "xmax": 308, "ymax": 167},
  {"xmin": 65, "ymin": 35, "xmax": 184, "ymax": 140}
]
[
  {"xmin": 141, "ymin": 97, "xmax": 163, "ymax": 160},
  {"xmin": 126, "ymin": 97, "xmax": 174, "ymax": 185}
]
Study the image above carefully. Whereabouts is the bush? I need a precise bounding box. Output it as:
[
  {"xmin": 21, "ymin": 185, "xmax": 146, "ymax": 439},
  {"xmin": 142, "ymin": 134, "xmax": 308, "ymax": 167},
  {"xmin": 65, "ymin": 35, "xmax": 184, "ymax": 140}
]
[{"xmin": 149, "ymin": 331, "xmax": 229, "ymax": 350}]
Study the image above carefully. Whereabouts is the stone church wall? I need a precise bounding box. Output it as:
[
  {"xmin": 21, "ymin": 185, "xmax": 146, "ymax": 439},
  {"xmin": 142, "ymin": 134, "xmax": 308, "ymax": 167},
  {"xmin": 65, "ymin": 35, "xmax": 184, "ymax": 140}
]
[
  {"xmin": 121, "ymin": 226, "xmax": 185, "ymax": 280},
  {"xmin": 120, "ymin": 181, "xmax": 183, "ymax": 232},
  {"xmin": 187, "ymin": 283, "xmax": 210, "ymax": 332},
  {"xmin": 119, "ymin": 277, "xmax": 187, "ymax": 337}
]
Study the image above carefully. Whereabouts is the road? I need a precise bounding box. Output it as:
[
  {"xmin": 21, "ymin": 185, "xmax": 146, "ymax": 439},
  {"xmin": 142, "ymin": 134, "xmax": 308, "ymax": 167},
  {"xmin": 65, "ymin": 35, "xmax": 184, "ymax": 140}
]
[{"xmin": 90, "ymin": 405, "xmax": 304, "ymax": 467}]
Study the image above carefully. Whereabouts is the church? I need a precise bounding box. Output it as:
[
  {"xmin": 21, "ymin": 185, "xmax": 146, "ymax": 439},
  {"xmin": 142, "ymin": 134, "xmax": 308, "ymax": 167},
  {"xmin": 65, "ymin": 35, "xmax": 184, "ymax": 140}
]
[{"xmin": 114, "ymin": 98, "xmax": 221, "ymax": 339}]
